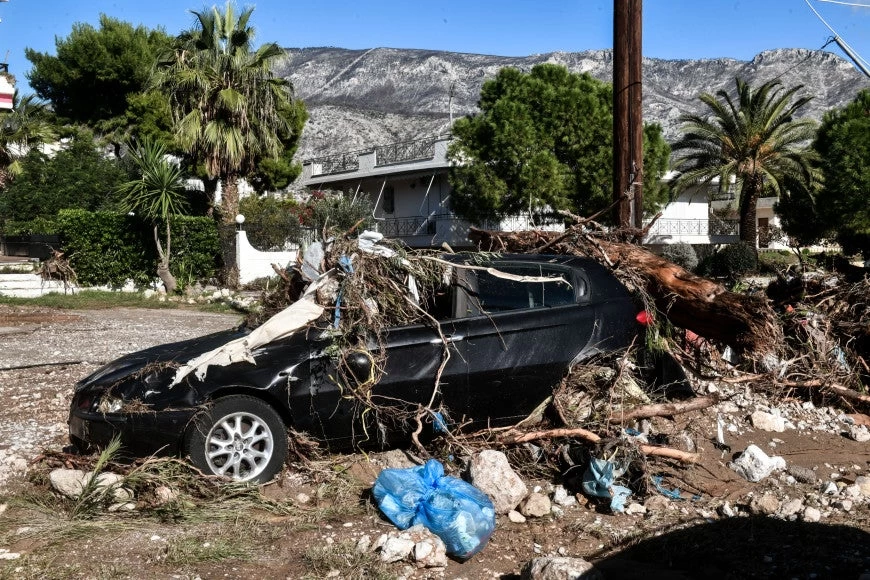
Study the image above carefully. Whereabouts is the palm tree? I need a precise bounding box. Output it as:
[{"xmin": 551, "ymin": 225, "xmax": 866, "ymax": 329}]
[
  {"xmin": 672, "ymin": 78, "xmax": 817, "ymax": 247},
  {"xmin": 0, "ymin": 93, "xmax": 57, "ymax": 189},
  {"xmin": 151, "ymin": 1, "xmax": 293, "ymax": 224},
  {"xmin": 117, "ymin": 138, "xmax": 188, "ymax": 294}
]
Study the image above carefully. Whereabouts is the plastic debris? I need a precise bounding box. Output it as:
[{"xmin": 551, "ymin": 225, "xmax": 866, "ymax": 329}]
[
  {"xmin": 581, "ymin": 457, "xmax": 631, "ymax": 513},
  {"xmin": 651, "ymin": 475, "xmax": 683, "ymax": 500},
  {"xmin": 372, "ymin": 459, "xmax": 496, "ymax": 559}
]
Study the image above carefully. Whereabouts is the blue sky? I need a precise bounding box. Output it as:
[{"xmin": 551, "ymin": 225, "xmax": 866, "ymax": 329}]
[{"xmin": 1, "ymin": 0, "xmax": 868, "ymax": 92}]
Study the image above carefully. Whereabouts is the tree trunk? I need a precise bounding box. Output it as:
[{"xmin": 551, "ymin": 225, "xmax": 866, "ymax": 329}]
[
  {"xmin": 154, "ymin": 224, "xmax": 177, "ymax": 294},
  {"xmin": 468, "ymin": 227, "xmax": 781, "ymax": 362},
  {"xmin": 213, "ymin": 173, "xmax": 241, "ymax": 288},
  {"xmin": 220, "ymin": 173, "xmax": 241, "ymax": 225},
  {"xmin": 738, "ymin": 174, "xmax": 761, "ymax": 246}
]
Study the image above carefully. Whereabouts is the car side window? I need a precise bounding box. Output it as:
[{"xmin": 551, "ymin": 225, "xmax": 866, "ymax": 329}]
[{"xmin": 474, "ymin": 264, "xmax": 576, "ymax": 312}]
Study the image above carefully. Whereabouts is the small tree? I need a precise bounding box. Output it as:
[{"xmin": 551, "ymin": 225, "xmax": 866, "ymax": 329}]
[{"xmin": 117, "ymin": 138, "xmax": 188, "ymax": 293}]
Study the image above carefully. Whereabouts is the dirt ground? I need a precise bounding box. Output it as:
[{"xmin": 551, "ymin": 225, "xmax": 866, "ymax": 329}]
[{"xmin": 1, "ymin": 304, "xmax": 870, "ymax": 579}]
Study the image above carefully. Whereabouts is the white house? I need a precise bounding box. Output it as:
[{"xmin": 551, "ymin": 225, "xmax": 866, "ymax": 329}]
[{"xmin": 301, "ymin": 135, "xmax": 562, "ymax": 250}]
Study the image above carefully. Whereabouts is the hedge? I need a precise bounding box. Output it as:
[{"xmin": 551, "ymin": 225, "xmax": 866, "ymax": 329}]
[{"xmin": 53, "ymin": 209, "xmax": 220, "ymax": 289}]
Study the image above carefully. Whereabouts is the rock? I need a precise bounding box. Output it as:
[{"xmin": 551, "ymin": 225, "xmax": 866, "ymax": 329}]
[
  {"xmin": 378, "ymin": 449, "xmax": 418, "ymax": 469},
  {"xmin": 625, "ymin": 502, "xmax": 646, "ymax": 516},
  {"xmin": 521, "ymin": 556, "xmax": 603, "ymax": 580},
  {"xmin": 779, "ymin": 498, "xmax": 803, "ymax": 517},
  {"xmin": 376, "ymin": 525, "xmax": 448, "ymax": 567},
  {"xmin": 749, "ymin": 493, "xmax": 779, "ymax": 515},
  {"xmin": 821, "ymin": 481, "xmax": 838, "ymax": 495},
  {"xmin": 669, "ymin": 431, "xmax": 696, "ymax": 453},
  {"xmin": 833, "ymin": 499, "xmax": 853, "ymax": 512},
  {"xmin": 356, "ymin": 535, "xmax": 372, "ymax": 553},
  {"xmin": 413, "ymin": 538, "xmax": 448, "ymax": 568},
  {"xmin": 730, "ymin": 445, "xmax": 786, "ymax": 482},
  {"xmin": 844, "ymin": 484, "xmax": 862, "ymax": 498},
  {"xmin": 848, "ymin": 424, "xmax": 870, "ymax": 442},
  {"xmin": 49, "ymin": 469, "xmax": 87, "ymax": 498},
  {"xmin": 508, "ymin": 510, "xmax": 527, "ymax": 523},
  {"xmin": 520, "ymin": 492, "xmax": 552, "ymax": 518},
  {"xmin": 468, "ymin": 450, "xmax": 528, "ymax": 514},
  {"xmin": 379, "ymin": 536, "xmax": 416, "ymax": 563},
  {"xmin": 717, "ymin": 502, "xmax": 737, "ymax": 517},
  {"xmin": 787, "ymin": 465, "xmax": 818, "ymax": 484},
  {"xmin": 751, "ymin": 410, "xmax": 786, "ymax": 432},
  {"xmin": 552, "ymin": 485, "xmax": 577, "ymax": 507},
  {"xmin": 154, "ymin": 485, "xmax": 178, "ymax": 505},
  {"xmin": 644, "ymin": 495, "xmax": 671, "ymax": 512},
  {"xmin": 856, "ymin": 475, "xmax": 870, "ymax": 497},
  {"xmin": 802, "ymin": 506, "xmax": 822, "ymax": 523}
]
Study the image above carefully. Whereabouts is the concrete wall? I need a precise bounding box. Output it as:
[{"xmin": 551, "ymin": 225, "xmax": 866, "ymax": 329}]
[{"xmin": 236, "ymin": 230, "xmax": 299, "ymax": 285}]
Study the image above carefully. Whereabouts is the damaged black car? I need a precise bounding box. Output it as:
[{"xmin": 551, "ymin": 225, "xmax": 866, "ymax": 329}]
[{"xmin": 69, "ymin": 252, "xmax": 649, "ymax": 483}]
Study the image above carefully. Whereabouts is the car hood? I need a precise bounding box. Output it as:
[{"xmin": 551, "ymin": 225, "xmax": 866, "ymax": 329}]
[{"xmin": 77, "ymin": 326, "xmax": 251, "ymax": 391}]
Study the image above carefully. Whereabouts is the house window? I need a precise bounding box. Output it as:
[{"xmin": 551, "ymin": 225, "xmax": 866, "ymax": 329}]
[{"xmin": 382, "ymin": 186, "xmax": 395, "ymax": 214}]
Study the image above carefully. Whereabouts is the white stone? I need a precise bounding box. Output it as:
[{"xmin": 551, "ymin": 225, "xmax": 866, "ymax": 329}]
[
  {"xmin": 355, "ymin": 535, "xmax": 372, "ymax": 553},
  {"xmin": 413, "ymin": 537, "xmax": 448, "ymax": 568},
  {"xmin": 857, "ymin": 475, "xmax": 870, "ymax": 497},
  {"xmin": 802, "ymin": 506, "xmax": 821, "ymax": 523},
  {"xmin": 730, "ymin": 445, "xmax": 786, "ymax": 482},
  {"xmin": 779, "ymin": 498, "xmax": 803, "ymax": 517},
  {"xmin": 522, "ymin": 556, "xmax": 603, "ymax": 580},
  {"xmin": 508, "ymin": 510, "xmax": 527, "ymax": 523},
  {"xmin": 379, "ymin": 536, "xmax": 415, "ymax": 563},
  {"xmin": 751, "ymin": 411, "xmax": 786, "ymax": 432},
  {"xmin": 520, "ymin": 492, "xmax": 552, "ymax": 518},
  {"xmin": 49, "ymin": 469, "xmax": 87, "ymax": 498},
  {"xmin": 468, "ymin": 450, "xmax": 528, "ymax": 514},
  {"xmin": 552, "ymin": 485, "xmax": 576, "ymax": 507},
  {"xmin": 625, "ymin": 502, "xmax": 647, "ymax": 516},
  {"xmin": 848, "ymin": 425, "xmax": 870, "ymax": 442}
]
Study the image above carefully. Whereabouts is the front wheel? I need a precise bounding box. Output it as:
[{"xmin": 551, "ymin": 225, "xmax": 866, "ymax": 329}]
[{"xmin": 184, "ymin": 395, "xmax": 287, "ymax": 483}]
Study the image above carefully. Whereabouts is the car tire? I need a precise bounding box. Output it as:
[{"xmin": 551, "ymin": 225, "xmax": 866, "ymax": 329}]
[{"xmin": 184, "ymin": 395, "xmax": 287, "ymax": 483}]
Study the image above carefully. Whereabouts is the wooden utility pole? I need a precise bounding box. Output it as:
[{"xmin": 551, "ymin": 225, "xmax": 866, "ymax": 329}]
[{"xmin": 613, "ymin": 0, "xmax": 643, "ymax": 228}]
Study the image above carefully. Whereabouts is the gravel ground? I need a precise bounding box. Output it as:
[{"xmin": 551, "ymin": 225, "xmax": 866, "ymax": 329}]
[
  {"xmin": 0, "ymin": 306, "xmax": 242, "ymax": 489},
  {"xmin": 2, "ymin": 304, "xmax": 870, "ymax": 578}
]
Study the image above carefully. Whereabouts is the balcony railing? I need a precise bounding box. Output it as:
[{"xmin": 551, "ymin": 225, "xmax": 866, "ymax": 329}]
[
  {"xmin": 378, "ymin": 216, "xmax": 436, "ymax": 238},
  {"xmin": 306, "ymin": 151, "xmax": 362, "ymax": 175},
  {"xmin": 646, "ymin": 218, "xmax": 739, "ymax": 237},
  {"xmin": 374, "ymin": 137, "xmax": 439, "ymax": 166}
]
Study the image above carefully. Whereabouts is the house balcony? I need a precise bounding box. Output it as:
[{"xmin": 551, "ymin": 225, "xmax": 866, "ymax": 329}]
[{"xmin": 302, "ymin": 136, "xmax": 452, "ymax": 182}]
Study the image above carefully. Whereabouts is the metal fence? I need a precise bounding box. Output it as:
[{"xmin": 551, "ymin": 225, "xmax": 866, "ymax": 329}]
[
  {"xmin": 305, "ymin": 151, "xmax": 361, "ymax": 176},
  {"xmin": 379, "ymin": 216, "xmax": 435, "ymax": 237},
  {"xmin": 647, "ymin": 218, "xmax": 739, "ymax": 237},
  {"xmin": 374, "ymin": 137, "xmax": 439, "ymax": 166}
]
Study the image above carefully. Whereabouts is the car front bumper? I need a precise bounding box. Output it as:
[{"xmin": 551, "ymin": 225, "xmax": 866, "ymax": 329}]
[{"xmin": 69, "ymin": 406, "xmax": 198, "ymax": 459}]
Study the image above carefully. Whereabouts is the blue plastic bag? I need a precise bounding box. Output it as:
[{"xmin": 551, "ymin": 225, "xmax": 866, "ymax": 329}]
[
  {"xmin": 581, "ymin": 457, "xmax": 632, "ymax": 513},
  {"xmin": 372, "ymin": 459, "xmax": 496, "ymax": 559}
]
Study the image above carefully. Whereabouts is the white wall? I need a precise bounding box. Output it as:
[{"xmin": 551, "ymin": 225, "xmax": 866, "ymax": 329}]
[{"xmin": 235, "ymin": 230, "xmax": 299, "ymax": 285}]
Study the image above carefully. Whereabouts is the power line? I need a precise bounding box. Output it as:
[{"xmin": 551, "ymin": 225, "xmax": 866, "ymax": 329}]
[
  {"xmin": 814, "ymin": 0, "xmax": 870, "ymax": 7},
  {"xmin": 805, "ymin": 0, "xmax": 870, "ymax": 77}
]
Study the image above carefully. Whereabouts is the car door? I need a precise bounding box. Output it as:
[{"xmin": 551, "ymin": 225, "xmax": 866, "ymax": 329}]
[
  {"xmin": 458, "ymin": 260, "xmax": 596, "ymax": 427},
  {"xmin": 301, "ymin": 281, "xmax": 469, "ymax": 447}
]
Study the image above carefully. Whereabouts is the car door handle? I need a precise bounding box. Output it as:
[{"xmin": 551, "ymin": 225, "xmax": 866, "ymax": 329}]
[{"xmin": 431, "ymin": 334, "xmax": 464, "ymax": 344}]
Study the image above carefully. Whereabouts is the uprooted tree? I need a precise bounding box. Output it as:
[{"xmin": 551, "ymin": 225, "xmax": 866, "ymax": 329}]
[{"xmin": 467, "ymin": 224, "xmax": 783, "ymax": 366}]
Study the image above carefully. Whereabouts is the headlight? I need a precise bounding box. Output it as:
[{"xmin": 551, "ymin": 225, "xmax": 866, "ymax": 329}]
[{"xmin": 97, "ymin": 396, "xmax": 124, "ymax": 414}]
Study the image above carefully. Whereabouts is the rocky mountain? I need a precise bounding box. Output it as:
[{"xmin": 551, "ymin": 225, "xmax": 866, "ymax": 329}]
[{"xmin": 273, "ymin": 47, "xmax": 870, "ymax": 160}]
